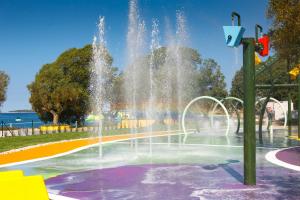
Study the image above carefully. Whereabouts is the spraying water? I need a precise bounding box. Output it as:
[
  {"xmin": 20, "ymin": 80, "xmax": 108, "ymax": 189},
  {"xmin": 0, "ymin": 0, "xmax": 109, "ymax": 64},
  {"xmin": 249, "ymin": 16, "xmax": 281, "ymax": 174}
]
[
  {"xmin": 163, "ymin": 17, "xmax": 176, "ymax": 145},
  {"xmin": 146, "ymin": 19, "xmax": 160, "ymax": 155},
  {"xmin": 91, "ymin": 16, "xmax": 108, "ymax": 158},
  {"xmin": 125, "ymin": 0, "xmax": 146, "ymax": 153},
  {"xmin": 91, "ymin": 1, "xmax": 200, "ymax": 157},
  {"xmin": 175, "ymin": 11, "xmax": 188, "ymax": 145}
]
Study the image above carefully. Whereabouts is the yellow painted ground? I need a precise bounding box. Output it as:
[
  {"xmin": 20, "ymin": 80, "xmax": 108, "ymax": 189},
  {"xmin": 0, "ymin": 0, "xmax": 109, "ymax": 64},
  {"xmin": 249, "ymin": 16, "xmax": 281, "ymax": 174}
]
[
  {"xmin": 290, "ymin": 135, "xmax": 300, "ymax": 141},
  {"xmin": 0, "ymin": 130, "xmax": 179, "ymax": 166}
]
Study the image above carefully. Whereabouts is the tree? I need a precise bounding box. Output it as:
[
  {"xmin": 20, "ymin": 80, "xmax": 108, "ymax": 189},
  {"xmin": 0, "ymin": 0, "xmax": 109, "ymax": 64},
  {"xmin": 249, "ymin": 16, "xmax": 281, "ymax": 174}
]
[
  {"xmin": 28, "ymin": 45, "xmax": 114, "ymax": 124},
  {"xmin": 197, "ymin": 59, "xmax": 228, "ymax": 98},
  {"xmin": 0, "ymin": 71, "xmax": 9, "ymax": 109},
  {"xmin": 122, "ymin": 46, "xmax": 202, "ymax": 111},
  {"xmin": 230, "ymin": 56, "xmax": 297, "ymax": 102},
  {"xmin": 154, "ymin": 46, "xmax": 202, "ymax": 105},
  {"xmin": 267, "ymin": 0, "xmax": 300, "ymax": 67},
  {"xmin": 111, "ymin": 72, "xmax": 125, "ymax": 111},
  {"xmin": 230, "ymin": 68, "xmax": 243, "ymax": 99}
]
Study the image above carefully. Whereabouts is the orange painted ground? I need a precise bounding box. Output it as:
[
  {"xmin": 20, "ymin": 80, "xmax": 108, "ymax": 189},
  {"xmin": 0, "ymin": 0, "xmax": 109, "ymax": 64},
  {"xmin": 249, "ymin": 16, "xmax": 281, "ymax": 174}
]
[{"xmin": 0, "ymin": 130, "xmax": 179, "ymax": 166}]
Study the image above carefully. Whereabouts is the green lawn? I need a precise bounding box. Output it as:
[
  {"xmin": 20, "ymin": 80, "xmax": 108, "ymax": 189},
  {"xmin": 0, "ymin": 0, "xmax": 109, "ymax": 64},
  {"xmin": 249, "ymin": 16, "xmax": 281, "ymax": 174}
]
[
  {"xmin": 0, "ymin": 124, "xmax": 179, "ymax": 153},
  {"xmin": 0, "ymin": 129, "xmax": 132, "ymax": 153}
]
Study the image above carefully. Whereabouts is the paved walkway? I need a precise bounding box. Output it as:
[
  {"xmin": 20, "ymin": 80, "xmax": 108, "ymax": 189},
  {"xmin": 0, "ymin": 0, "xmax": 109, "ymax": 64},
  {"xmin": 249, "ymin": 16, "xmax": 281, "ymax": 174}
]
[{"xmin": 0, "ymin": 130, "xmax": 180, "ymax": 167}]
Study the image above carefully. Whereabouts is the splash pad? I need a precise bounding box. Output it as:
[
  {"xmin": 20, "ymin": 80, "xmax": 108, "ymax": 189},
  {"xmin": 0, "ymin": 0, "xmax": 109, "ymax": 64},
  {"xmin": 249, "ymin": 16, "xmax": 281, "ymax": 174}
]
[{"xmin": 1, "ymin": 1, "xmax": 300, "ymax": 200}]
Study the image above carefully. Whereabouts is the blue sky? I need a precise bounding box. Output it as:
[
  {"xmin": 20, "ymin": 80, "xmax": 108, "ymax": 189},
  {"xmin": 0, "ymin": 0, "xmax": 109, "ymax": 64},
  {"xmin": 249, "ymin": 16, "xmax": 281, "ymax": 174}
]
[{"xmin": 0, "ymin": 0, "xmax": 270, "ymax": 112}]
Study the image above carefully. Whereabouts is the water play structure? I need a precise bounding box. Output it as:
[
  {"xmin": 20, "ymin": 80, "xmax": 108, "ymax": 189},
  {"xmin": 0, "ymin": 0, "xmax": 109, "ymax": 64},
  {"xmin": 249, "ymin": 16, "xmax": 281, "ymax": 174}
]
[{"xmin": 223, "ymin": 11, "xmax": 300, "ymax": 185}]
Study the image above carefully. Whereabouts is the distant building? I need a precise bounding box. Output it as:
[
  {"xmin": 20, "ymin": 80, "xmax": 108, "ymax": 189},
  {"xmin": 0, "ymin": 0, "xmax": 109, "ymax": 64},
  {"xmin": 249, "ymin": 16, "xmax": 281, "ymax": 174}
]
[{"xmin": 266, "ymin": 101, "xmax": 292, "ymax": 120}]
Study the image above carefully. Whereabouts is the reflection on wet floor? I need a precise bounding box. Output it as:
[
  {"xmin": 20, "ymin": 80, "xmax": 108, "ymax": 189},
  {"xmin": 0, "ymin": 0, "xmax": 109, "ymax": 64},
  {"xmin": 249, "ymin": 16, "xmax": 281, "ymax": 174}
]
[{"xmin": 1, "ymin": 128, "xmax": 299, "ymax": 199}]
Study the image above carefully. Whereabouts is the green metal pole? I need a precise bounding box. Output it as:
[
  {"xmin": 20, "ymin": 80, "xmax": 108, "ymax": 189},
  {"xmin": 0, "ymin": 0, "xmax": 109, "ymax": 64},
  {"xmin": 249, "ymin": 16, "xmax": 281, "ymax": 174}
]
[
  {"xmin": 242, "ymin": 38, "xmax": 256, "ymax": 185},
  {"xmin": 288, "ymin": 93, "xmax": 292, "ymax": 136},
  {"xmin": 298, "ymin": 75, "xmax": 300, "ymax": 139}
]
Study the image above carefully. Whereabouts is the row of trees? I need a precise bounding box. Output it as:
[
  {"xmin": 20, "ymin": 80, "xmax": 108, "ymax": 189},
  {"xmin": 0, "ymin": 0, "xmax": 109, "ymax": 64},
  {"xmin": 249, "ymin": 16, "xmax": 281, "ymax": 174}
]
[
  {"xmin": 28, "ymin": 45, "xmax": 227, "ymax": 124},
  {"xmin": 14, "ymin": 0, "xmax": 300, "ymax": 124}
]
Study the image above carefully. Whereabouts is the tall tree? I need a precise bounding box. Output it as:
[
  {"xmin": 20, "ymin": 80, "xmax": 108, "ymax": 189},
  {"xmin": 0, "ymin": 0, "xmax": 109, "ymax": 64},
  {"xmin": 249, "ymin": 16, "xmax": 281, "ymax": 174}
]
[
  {"xmin": 197, "ymin": 59, "xmax": 228, "ymax": 98},
  {"xmin": 111, "ymin": 72, "xmax": 125, "ymax": 111},
  {"xmin": 0, "ymin": 71, "xmax": 9, "ymax": 109},
  {"xmin": 28, "ymin": 45, "xmax": 114, "ymax": 124},
  {"xmin": 124, "ymin": 46, "xmax": 202, "ymax": 109},
  {"xmin": 230, "ymin": 68, "xmax": 243, "ymax": 99},
  {"xmin": 267, "ymin": 0, "xmax": 300, "ymax": 66}
]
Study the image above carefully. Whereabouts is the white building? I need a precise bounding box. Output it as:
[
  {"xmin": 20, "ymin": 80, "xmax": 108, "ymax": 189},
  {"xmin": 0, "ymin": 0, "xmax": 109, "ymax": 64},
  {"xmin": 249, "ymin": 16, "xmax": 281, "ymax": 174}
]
[{"xmin": 266, "ymin": 101, "xmax": 292, "ymax": 120}]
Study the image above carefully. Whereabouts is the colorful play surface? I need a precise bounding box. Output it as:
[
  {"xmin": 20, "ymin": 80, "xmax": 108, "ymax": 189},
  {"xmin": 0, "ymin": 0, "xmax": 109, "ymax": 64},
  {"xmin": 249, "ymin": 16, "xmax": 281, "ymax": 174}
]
[
  {"xmin": 276, "ymin": 146, "xmax": 300, "ymax": 166},
  {"xmin": 290, "ymin": 135, "xmax": 300, "ymax": 141},
  {"xmin": 0, "ymin": 130, "xmax": 180, "ymax": 167},
  {"xmin": 0, "ymin": 129, "xmax": 299, "ymax": 200},
  {"xmin": 46, "ymin": 164, "xmax": 299, "ymax": 200}
]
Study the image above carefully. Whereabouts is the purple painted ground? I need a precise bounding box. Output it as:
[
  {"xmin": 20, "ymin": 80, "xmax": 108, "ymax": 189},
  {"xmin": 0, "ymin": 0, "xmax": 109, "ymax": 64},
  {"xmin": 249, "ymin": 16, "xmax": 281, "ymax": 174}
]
[
  {"xmin": 46, "ymin": 163, "xmax": 300, "ymax": 200},
  {"xmin": 276, "ymin": 147, "xmax": 300, "ymax": 166}
]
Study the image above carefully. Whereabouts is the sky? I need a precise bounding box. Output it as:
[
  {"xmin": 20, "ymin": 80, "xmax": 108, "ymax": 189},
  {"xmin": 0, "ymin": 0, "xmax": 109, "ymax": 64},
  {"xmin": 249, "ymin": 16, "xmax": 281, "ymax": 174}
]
[{"xmin": 0, "ymin": 0, "xmax": 270, "ymax": 112}]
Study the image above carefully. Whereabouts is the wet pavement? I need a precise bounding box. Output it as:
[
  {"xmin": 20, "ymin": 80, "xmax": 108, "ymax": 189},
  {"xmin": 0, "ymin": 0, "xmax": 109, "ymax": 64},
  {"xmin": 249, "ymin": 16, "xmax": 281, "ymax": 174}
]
[{"xmin": 46, "ymin": 163, "xmax": 300, "ymax": 200}]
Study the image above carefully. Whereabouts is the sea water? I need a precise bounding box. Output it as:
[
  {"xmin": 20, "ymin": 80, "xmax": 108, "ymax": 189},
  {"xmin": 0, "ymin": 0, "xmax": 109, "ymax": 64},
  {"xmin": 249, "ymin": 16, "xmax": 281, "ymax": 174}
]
[{"xmin": 0, "ymin": 112, "xmax": 44, "ymax": 128}]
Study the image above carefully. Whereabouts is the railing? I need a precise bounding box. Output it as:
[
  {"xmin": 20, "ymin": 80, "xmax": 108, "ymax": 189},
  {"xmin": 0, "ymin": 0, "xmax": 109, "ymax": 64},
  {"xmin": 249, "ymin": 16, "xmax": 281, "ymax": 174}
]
[{"xmin": 255, "ymin": 56, "xmax": 279, "ymax": 77}]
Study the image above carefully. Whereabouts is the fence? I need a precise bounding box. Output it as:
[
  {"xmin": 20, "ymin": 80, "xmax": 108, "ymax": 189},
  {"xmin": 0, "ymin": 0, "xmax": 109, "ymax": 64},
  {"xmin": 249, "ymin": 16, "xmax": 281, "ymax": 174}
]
[
  {"xmin": 0, "ymin": 119, "xmax": 177, "ymax": 138},
  {"xmin": 0, "ymin": 124, "xmax": 118, "ymax": 138}
]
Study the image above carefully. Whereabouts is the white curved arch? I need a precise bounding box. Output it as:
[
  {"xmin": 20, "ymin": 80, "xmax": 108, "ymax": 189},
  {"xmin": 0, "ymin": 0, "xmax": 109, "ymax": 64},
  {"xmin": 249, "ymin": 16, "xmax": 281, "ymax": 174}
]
[
  {"xmin": 210, "ymin": 97, "xmax": 243, "ymax": 127},
  {"xmin": 222, "ymin": 97, "xmax": 244, "ymax": 105},
  {"xmin": 255, "ymin": 97, "xmax": 287, "ymax": 128},
  {"xmin": 211, "ymin": 97, "xmax": 243, "ymax": 114},
  {"xmin": 182, "ymin": 96, "xmax": 230, "ymax": 143}
]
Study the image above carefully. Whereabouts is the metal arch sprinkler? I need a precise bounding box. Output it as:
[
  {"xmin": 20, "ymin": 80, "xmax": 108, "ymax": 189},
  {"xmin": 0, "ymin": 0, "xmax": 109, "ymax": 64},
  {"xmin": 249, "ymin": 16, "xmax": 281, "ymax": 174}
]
[
  {"xmin": 181, "ymin": 96, "xmax": 230, "ymax": 144},
  {"xmin": 255, "ymin": 67, "xmax": 300, "ymax": 140},
  {"xmin": 210, "ymin": 97, "xmax": 244, "ymax": 134},
  {"xmin": 255, "ymin": 97, "xmax": 288, "ymax": 129}
]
